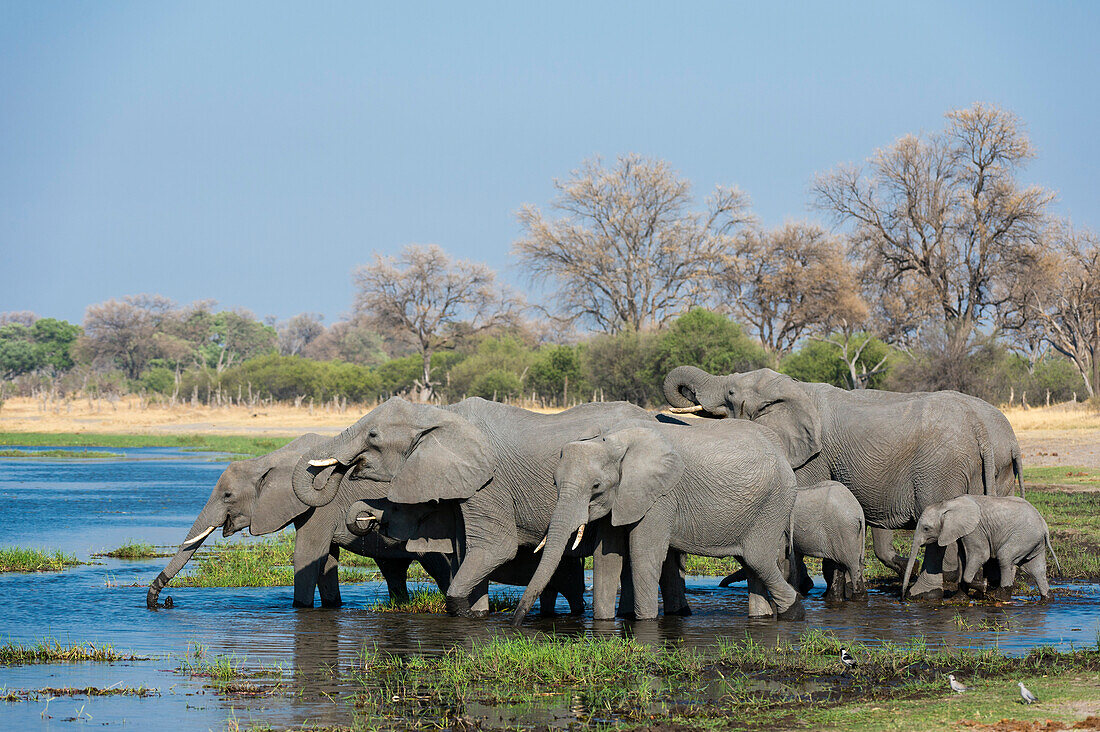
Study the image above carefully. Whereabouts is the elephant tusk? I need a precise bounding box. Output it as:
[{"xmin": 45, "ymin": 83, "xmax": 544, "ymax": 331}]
[
  {"xmin": 309, "ymin": 458, "xmax": 339, "ymax": 467},
  {"xmin": 572, "ymin": 524, "xmax": 586, "ymax": 550},
  {"xmin": 667, "ymin": 405, "xmax": 704, "ymax": 414},
  {"xmin": 533, "ymin": 536, "xmax": 547, "ymax": 553},
  {"xmin": 179, "ymin": 525, "xmax": 218, "ymax": 550},
  {"xmin": 355, "ymin": 514, "xmax": 378, "ymax": 528}
]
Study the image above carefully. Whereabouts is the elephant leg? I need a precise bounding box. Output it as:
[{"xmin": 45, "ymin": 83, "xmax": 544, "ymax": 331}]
[
  {"xmin": 795, "ymin": 555, "xmax": 814, "ymax": 598},
  {"xmin": 907, "ymin": 543, "xmax": 945, "ymax": 601},
  {"xmin": 627, "ymin": 519, "xmax": 670, "ymax": 621},
  {"xmin": 538, "ymin": 586, "xmax": 561, "ymax": 617},
  {"xmin": 660, "ymin": 550, "xmax": 691, "ymax": 616},
  {"xmin": 849, "ymin": 555, "xmax": 868, "ymax": 600},
  {"xmin": 821, "ymin": 557, "xmax": 842, "ymax": 600},
  {"xmin": 942, "ymin": 542, "xmax": 961, "ymax": 587},
  {"xmin": 445, "ymin": 546, "xmax": 513, "ymax": 618},
  {"xmin": 871, "ymin": 527, "xmax": 908, "ymax": 576},
  {"xmin": 994, "ymin": 559, "xmax": 1017, "ymax": 600},
  {"xmin": 745, "ymin": 568, "xmax": 774, "ymax": 617},
  {"xmin": 960, "ymin": 541, "xmax": 989, "ymax": 596},
  {"xmin": 558, "ymin": 557, "xmax": 587, "ymax": 615},
  {"xmin": 376, "ymin": 557, "xmax": 413, "ymax": 604},
  {"xmin": 294, "ymin": 523, "xmax": 337, "ymax": 608},
  {"xmin": 594, "ymin": 527, "xmax": 626, "ymax": 620},
  {"xmin": 1021, "ymin": 554, "xmax": 1050, "ymax": 599},
  {"xmin": 418, "ymin": 553, "xmax": 455, "ymax": 594},
  {"xmin": 616, "ymin": 562, "xmax": 635, "ymax": 619},
  {"xmin": 317, "ymin": 546, "xmax": 343, "ymax": 608},
  {"xmin": 742, "ymin": 549, "xmax": 803, "ymax": 620}
]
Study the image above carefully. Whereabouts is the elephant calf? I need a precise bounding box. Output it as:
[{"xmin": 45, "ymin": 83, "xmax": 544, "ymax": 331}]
[
  {"xmin": 902, "ymin": 496, "xmax": 1060, "ymax": 601},
  {"xmin": 721, "ymin": 480, "xmax": 867, "ymax": 600}
]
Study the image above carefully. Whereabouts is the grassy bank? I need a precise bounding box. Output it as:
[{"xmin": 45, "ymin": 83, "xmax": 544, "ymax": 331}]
[
  {"xmin": 0, "ymin": 448, "xmax": 122, "ymax": 458},
  {"xmin": 0, "ymin": 547, "xmax": 88, "ymax": 573},
  {"xmin": 0, "ymin": 431, "xmax": 292, "ymax": 458},
  {"xmin": 0, "ymin": 639, "xmax": 138, "ymax": 665},
  {"xmin": 347, "ymin": 630, "xmax": 1100, "ymax": 730}
]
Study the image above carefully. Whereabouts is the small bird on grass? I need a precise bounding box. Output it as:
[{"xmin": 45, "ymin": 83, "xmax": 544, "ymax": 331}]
[
  {"xmin": 948, "ymin": 674, "xmax": 967, "ymax": 693},
  {"xmin": 839, "ymin": 647, "xmax": 858, "ymax": 670},
  {"xmin": 1018, "ymin": 681, "xmax": 1038, "ymax": 704}
]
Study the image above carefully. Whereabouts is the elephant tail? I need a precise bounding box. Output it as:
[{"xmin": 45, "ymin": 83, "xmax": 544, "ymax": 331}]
[
  {"xmin": 1045, "ymin": 530, "xmax": 1062, "ymax": 577},
  {"xmin": 1013, "ymin": 447, "xmax": 1026, "ymax": 499},
  {"xmin": 974, "ymin": 415, "xmax": 996, "ymax": 496}
]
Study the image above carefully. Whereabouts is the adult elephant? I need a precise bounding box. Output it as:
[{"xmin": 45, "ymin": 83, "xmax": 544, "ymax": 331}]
[
  {"xmin": 662, "ymin": 366, "xmax": 1009, "ymax": 599},
  {"xmin": 147, "ymin": 434, "xmax": 454, "ymax": 609},
  {"xmin": 292, "ymin": 397, "xmax": 692, "ymax": 617}
]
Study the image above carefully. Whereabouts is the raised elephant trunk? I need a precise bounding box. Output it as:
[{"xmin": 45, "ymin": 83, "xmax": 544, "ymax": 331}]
[
  {"xmin": 900, "ymin": 532, "xmax": 924, "ymax": 600},
  {"xmin": 662, "ymin": 365, "xmax": 712, "ymax": 408},
  {"xmin": 147, "ymin": 506, "xmax": 225, "ymax": 608},
  {"xmin": 510, "ymin": 490, "xmax": 588, "ymax": 625},
  {"xmin": 291, "ymin": 446, "xmax": 351, "ymax": 507}
]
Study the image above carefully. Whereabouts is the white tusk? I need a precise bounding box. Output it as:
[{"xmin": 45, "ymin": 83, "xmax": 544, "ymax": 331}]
[
  {"xmin": 667, "ymin": 405, "xmax": 704, "ymax": 414},
  {"xmin": 309, "ymin": 458, "xmax": 338, "ymax": 467},
  {"xmin": 355, "ymin": 514, "xmax": 378, "ymax": 528},
  {"xmin": 533, "ymin": 536, "xmax": 547, "ymax": 553},
  {"xmin": 571, "ymin": 523, "xmax": 586, "ymax": 550},
  {"xmin": 179, "ymin": 525, "xmax": 217, "ymax": 550}
]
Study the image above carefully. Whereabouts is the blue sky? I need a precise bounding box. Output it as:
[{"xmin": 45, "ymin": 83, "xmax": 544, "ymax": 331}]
[{"xmin": 2, "ymin": 2, "xmax": 1097, "ymax": 325}]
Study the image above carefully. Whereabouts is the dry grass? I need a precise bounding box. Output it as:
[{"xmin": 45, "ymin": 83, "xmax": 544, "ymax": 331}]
[{"xmin": 1003, "ymin": 403, "xmax": 1100, "ymax": 432}]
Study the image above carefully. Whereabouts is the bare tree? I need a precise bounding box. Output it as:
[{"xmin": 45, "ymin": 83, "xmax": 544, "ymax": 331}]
[
  {"xmin": 1018, "ymin": 223, "xmax": 1100, "ymax": 397},
  {"xmin": 717, "ymin": 222, "xmax": 867, "ymax": 355},
  {"xmin": 303, "ymin": 317, "xmax": 387, "ymax": 365},
  {"xmin": 80, "ymin": 294, "xmax": 175, "ymax": 379},
  {"xmin": 513, "ymin": 154, "xmax": 754, "ymax": 333},
  {"xmin": 279, "ymin": 312, "xmax": 326, "ymax": 356},
  {"xmin": 814, "ymin": 103, "xmax": 1053, "ymax": 352},
  {"xmin": 0, "ymin": 311, "xmax": 39, "ymax": 327},
  {"xmin": 354, "ymin": 244, "xmax": 522, "ymax": 401}
]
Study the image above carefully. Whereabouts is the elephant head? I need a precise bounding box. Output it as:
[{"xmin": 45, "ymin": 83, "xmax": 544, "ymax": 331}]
[
  {"xmin": 510, "ymin": 427, "xmax": 685, "ymax": 623},
  {"xmin": 291, "ymin": 397, "xmax": 494, "ymax": 508},
  {"xmin": 147, "ymin": 433, "xmax": 329, "ymax": 608},
  {"xmin": 901, "ymin": 497, "xmax": 980, "ymax": 599},
  {"xmin": 344, "ymin": 496, "xmax": 458, "ymax": 555},
  {"xmin": 663, "ymin": 366, "xmax": 821, "ymax": 469}
]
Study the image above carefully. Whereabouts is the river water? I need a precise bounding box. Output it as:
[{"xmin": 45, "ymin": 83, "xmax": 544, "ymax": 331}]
[{"xmin": 1, "ymin": 448, "xmax": 1097, "ymax": 730}]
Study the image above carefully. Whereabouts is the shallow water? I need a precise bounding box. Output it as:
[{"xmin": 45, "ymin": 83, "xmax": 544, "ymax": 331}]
[{"xmin": 1, "ymin": 449, "xmax": 1097, "ymax": 730}]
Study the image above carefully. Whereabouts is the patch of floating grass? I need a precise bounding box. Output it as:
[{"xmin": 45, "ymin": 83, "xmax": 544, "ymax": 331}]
[
  {"xmin": 96, "ymin": 541, "xmax": 166, "ymax": 559},
  {"xmin": 1, "ymin": 685, "xmax": 157, "ymax": 700},
  {"xmin": 0, "ymin": 639, "xmax": 138, "ymax": 665},
  {"xmin": 370, "ymin": 589, "xmax": 519, "ymax": 614},
  {"xmin": 0, "ymin": 448, "xmax": 121, "ymax": 458},
  {"xmin": 0, "ymin": 547, "xmax": 88, "ymax": 573}
]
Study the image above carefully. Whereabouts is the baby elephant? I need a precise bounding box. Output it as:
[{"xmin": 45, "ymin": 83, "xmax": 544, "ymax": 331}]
[
  {"xmin": 721, "ymin": 480, "xmax": 867, "ymax": 600},
  {"xmin": 902, "ymin": 496, "xmax": 1060, "ymax": 601}
]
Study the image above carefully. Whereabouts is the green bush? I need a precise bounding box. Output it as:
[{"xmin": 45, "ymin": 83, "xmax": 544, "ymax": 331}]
[
  {"xmin": 443, "ymin": 337, "xmax": 533, "ymax": 401},
  {"xmin": 781, "ymin": 335, "xmax": 892, "ymax": 389},
  {"xmin": 140, "ymin": 366, "xmax": 177, "ymax": 395},
  {"xmin": 582, "ymin": 329, "xmax": 661, "ymax": 405},
  {"xmin": 654, "ymin": 309, "xmax": 771, "ymax": 376},
  {"xmin": 527, "ymin": 345, "xmax": 588, "ymax": 404}
]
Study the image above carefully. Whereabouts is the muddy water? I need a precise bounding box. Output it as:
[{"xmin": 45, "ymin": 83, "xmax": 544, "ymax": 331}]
[{"xmin": 1, "ymin": 449, "xmax": 1098, "ymax": 730}]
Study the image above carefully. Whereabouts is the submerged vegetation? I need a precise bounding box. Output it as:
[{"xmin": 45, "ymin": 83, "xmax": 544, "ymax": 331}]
[
  {"xmin": 0, "ymin": 547, "xmax": 88, "ymax": 573},
  {"xmin": 0, "ymin": 639, "xmax": 138, "ymax": 665}
]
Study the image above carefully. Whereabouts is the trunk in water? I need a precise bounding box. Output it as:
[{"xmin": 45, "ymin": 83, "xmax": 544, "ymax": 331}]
[
  {"xmin": 147, "ymin": 506, "xmax": 224, "ymax": 608},
  {"xmin": 510, "ymin": 522, "xmax": 573, "ymax": 625},
  {"xmin": 899, "ymin": 533, "xmax": 923, "ymax": 600}
]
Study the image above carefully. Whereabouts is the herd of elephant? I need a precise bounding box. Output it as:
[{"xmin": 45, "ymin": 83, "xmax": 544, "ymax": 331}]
[{"xmin": 147, "ymin": 366, "xmax": 1060, "ymax": 623}]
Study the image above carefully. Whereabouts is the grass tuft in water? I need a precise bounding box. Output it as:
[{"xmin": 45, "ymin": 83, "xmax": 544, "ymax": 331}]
[
  {"xmin": 0, "ymin": 547, "xmax": 88, "ymax": 573},
  {"xmin": 97, "ymin": 541, "xmax": 165, "ymax": 559},
  {"xmin": 0, "ymin": 448, "xmax": 122, "ymax": 459},
  {"xmin": 0, "ymin": 639, "xmax": 138, "ymax": 665},
  {"xmin": 369, "ymin": 589, "xmax": 519, "ymax": 614}
]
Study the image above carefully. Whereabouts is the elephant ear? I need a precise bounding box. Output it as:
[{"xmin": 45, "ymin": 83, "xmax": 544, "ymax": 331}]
[
  {"xmin": 250, "ymin": 465, "xmax": 311, "ymax": 535},
  {"xmin": 751, "ymin": 372, "xmax": 821, "ymax": 470},
  {"xmin": 939, "ymin": 498, "xmax": 981, "ymax": 546},
  {"xmin": 387, "ymin": 410, "xmax": 494, "ymax": 504},
  {"xmin": 605, "ymin": 427, "xmax": 685, "ymax": 527}
]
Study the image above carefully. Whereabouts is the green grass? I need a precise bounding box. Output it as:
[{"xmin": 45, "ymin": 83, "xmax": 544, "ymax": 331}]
[
  {"xmin": 0, "ymin": 639, "xmax": 138, "ymax": 665},
  {"xmin": 0, "ymin": 431, "xmax": 292, "ymax": 458},
  {"xmin": 0, "ymin": 547, "xmax": 88, "ymax": 573},
  {"xmin": 369, "ymin": 588, "xmax": 520, "ymax": 614},
  {"xmin": 1024, "ymin": 464, "xmax": 1100, "ymax": 488},
  {"xmin": 96, "ymin": 541, "xmax": 166, "ymax": 559},
  {"xmin": 0, "ymin": 448, "xmax": 122, "ymax": 459},
  {"xmin": 348, "ymin": 631, "xmax": 1100, "ymax": 730},
  {"xmin": 0, "ymin": 685, "xmax": 157, "ymax": 700}
]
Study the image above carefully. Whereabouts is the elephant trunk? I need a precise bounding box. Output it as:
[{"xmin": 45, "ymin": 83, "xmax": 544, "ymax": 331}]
[
  {"xmin": 900, "ymin": 532, "xmax": 923, "ymax": 601},
  {"xmin": 662, "ymin": 365, "xmax": 712, "ymax": 408},
  {"xmin": 292, "ymin": 428, "xmax": 358, "ymax": 507},
  {"xmin": 510, "ymin": 492, "xmax": 587, "ymax": 625},
  {"xmin": 147, "ymin": 505, "xmax": 225, "ymax": 608}
]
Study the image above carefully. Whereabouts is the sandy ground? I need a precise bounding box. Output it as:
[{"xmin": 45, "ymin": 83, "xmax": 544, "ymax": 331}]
[{"xmin": 1, "ymin": 397, "xmax": 1098, "ymax": 467}]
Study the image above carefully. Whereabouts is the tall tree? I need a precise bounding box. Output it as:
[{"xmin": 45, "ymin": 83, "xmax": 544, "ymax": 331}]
[
  {"xmin": 814, "ymin": 103, "xmax": 1053, "ymax": 351},
  {"xmin": 278, "ymin": 312, "xmax": 326, "ymax": 356},
  {"xmin": 716, "ymin": 222, "xmax": 867, "ymax": 355},
  {"xmin": 353, "ymin": 244, "xmax": 521, "ymax": 401},
  {"xmin": 80, "ymin": 294, "xmax": 175, "ymax": 379},
  {"xmin": 513, "ymin": 154, "xmax": 753, "ymax": 333}
]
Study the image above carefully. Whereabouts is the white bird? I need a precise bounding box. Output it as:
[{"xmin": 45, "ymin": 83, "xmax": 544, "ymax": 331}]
[
  {"xmin": 948, "ymin": 674, "xmax": 967, "ymax": 693},
  {"xmin": 1018, "ymin": 681, "xmax": 1038, "ymax": 704},
  {"xmin": 839, "ymin": 647, "xmax": 857, "ymax": 670}
]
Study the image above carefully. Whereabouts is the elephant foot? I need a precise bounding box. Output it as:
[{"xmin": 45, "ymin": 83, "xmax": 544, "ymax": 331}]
[
  {"xmin": 320, "ymin": 599, "xmax": 344, "ymax": 609},
  {"xmin": 292, "ymin": 599, "xmax": 314, "ymax": 608},
  {"xmin": 989, "ymin": 586, "xmax": 1013, "ymax": 602},
  {"xmin": 777, "ymin": 598, "xmax": 805, "ymax": 621},
  {"xmin": 616, "ymin": 609, "xmax": 637, "ymax": 620},
  {"xmin": 849, "ymin": 587, "xmax": 869, "ymax": 601},
  {"xmin": 907, "ymin": 587, "xmax": 944, "ymax": 602},
  {"xmin": 664, "ymin": 605, "xmax": 692, "ymax": 617},
  {"xmin": 446, "ymin": 595, "xmax": 487, "ymax": 618}
]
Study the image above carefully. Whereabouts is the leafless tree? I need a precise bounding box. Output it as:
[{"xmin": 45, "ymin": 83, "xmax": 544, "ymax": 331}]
[
  {"xmin": 354, "ymin": 244, "xmax": 523, "ymax": 401},
  {"xmin": 1017, "ymin": 223, "xmax": 1100, "ymax": 397},
  {"xmin": 513, "ymin": 154, "xmax": 754, "ymax": 333},
  {"xmin": 303, "ymin": 317, "xmax": 387, "ymax": 365},
  {"xmin": 0, "ymin": 311, "xmax": 39, "ymax": 327},
  {"xmin": 716, "ymin": 222, "xmax": 867, "ymax": 355},
  {"xmin": 279, "ymin": 313, "xmax": 326, "ymax": 356},
  {"xmin": 814, "ymin": 103, "xmax": 1054, "ymax": 352},
  {"xmin": 79, "ymin": 294, "xmax": 176, "ymax": 379}
]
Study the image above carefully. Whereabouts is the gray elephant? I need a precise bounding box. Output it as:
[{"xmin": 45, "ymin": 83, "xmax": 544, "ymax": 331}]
[
  {"xmin": 902, "ymin": 495, "xmax": 1060, "ymax": 601},
  {"xmin": 146, "ymin": 434, "xmax": 453, "ymax": 609},
  {"xmin": 720, "ymin": 480, "xmax": 866, "ymax": 600},
  {"xmin": 511, "ymin": 420, "xmax": 805, "ymax": 623},
  {"xmin": 663, "ymin": 366, "xmax": 1013, "ymax": 600},
  {"xmin": 293, "ymin": 397, "xmax": 691, "ymax": 618}
]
